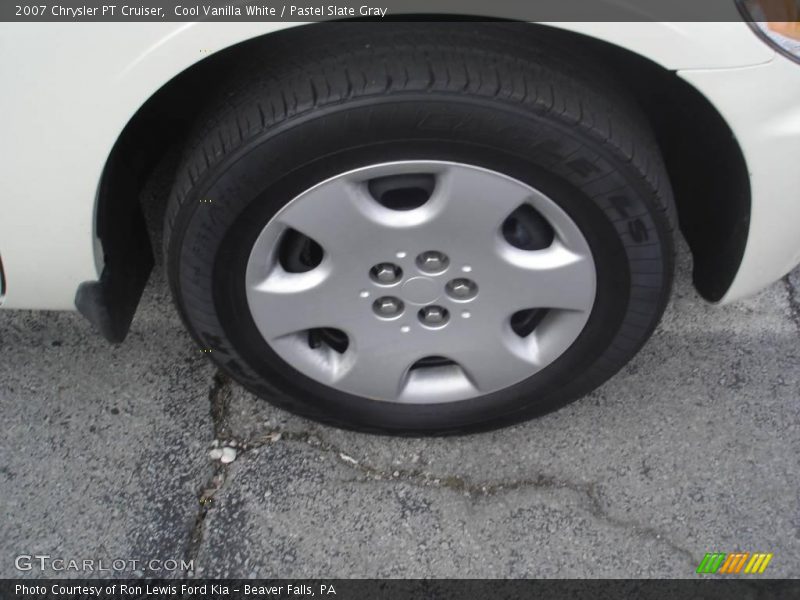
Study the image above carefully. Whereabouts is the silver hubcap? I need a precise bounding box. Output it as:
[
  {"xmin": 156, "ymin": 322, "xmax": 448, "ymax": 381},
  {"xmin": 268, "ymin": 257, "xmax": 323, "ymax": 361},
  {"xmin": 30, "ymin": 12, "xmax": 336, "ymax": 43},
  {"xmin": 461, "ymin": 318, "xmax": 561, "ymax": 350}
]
[{"xmin": 245, "ymin": 161, "xmax": 596, "ymax": 404}]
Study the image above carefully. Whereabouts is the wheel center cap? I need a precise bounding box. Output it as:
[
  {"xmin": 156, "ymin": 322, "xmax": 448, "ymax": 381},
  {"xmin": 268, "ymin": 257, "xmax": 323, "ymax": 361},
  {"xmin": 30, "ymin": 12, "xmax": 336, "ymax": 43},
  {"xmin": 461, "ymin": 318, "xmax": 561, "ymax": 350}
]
[{"xmin": 401, "ymin": 276, "xmax": 440, "ymax": 305}]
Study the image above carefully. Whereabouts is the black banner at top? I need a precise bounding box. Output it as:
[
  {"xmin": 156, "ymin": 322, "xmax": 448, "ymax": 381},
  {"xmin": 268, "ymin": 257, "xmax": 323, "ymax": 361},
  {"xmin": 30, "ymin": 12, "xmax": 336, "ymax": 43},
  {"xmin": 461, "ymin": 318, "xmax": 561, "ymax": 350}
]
[{"xmin": 0, "ymin": 0, "xmax": 782, "ymax": 23}]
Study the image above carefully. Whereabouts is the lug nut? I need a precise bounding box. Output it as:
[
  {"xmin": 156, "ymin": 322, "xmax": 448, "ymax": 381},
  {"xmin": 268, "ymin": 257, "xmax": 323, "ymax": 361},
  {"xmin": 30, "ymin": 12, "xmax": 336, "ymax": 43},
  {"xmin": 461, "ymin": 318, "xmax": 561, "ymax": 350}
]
[
  {"xmin": 370, "ymin": 262, "xmax": 402, "ymax": 284},
  {"xmin": 445, "ymin": 278, "xmax": 478, "ymax": 301},
  {"xmin": 416, "ymin": 251, "xmax": 450, "ymax": 274},
  {"xmin": 418, "ymin": 305, "xmax": 450, "ymax": 327},
  {"xmin": 373, "ymin": 296, "xmax": 404, "ymax": 318}
]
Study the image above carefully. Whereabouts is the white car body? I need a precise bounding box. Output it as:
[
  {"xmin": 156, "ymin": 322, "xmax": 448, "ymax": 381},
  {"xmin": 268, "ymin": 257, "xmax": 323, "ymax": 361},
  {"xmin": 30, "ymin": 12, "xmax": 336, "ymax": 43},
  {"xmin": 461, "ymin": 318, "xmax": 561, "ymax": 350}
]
[{"xmin": 0, "ymin": 20, "xmax": 798, "ymax": 316}]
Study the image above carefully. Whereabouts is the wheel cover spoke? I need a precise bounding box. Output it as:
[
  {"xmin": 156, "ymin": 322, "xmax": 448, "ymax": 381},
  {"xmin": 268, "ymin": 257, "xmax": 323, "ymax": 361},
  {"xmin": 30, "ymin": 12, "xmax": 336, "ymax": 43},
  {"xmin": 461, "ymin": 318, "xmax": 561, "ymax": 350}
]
[
  {"xmin": 489, "ymin": 241, "xmax": 596, "ymax": 313},
  {"xmin": 248, "ymin": 264, "xmax": 342, "ymax": 339},
  {"xmin": 445, "ymin": 330, "xmax": 540, "ymax": 393},
  {"xmin": 245, "ymin": 161, "xmax": 597, "ymax": 404}
]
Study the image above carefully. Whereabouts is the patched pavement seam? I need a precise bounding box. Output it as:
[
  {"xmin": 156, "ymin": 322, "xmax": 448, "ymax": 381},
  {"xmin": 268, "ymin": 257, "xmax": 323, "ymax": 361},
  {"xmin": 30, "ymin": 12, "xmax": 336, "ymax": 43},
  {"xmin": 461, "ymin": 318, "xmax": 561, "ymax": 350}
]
[
  {"xmin": 783, "ymin": 274, "xmax": 800, "ymax": 336},
  {"xmin": 185, "ymin": 372, "xmax": 234, "ymax": 568}
]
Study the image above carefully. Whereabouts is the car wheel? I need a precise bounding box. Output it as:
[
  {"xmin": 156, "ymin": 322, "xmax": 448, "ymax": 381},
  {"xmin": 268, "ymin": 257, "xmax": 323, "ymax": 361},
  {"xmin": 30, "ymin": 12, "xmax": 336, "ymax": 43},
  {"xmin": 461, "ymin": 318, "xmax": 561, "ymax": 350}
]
[{"xmin": 164, "ymin": 24, "xmax": 675, "ymax": 434}]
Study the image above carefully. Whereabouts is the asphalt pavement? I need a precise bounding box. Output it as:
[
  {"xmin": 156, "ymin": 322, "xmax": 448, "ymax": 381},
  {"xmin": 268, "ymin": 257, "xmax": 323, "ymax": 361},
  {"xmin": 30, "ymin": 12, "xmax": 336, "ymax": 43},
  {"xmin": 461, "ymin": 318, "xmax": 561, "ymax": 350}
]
[{"xmin": 1, "ymin": 247, "xmax": 798, "ymax": 578}]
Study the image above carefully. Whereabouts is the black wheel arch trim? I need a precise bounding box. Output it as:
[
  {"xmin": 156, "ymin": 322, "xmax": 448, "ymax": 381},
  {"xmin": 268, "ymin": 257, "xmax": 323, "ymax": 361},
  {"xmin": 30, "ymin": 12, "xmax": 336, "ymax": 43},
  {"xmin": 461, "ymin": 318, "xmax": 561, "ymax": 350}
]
[{"xmin": 75, "ymin": 142, "xmax": 154, "ymax": 343}]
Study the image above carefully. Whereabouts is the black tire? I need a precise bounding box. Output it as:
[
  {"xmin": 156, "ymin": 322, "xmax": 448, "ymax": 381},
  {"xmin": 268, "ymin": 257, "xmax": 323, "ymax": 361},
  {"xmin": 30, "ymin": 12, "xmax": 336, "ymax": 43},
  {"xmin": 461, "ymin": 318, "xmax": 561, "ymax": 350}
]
[{"xmin": 164, "ymin": 23, "xmax": 675, "ymax": 435}]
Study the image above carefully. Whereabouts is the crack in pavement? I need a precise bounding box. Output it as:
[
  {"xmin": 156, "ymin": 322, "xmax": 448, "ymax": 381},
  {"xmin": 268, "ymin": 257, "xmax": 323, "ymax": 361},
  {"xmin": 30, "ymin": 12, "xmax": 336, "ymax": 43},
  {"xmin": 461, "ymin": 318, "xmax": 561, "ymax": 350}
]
[
  {"xmin": 241, "ymin": 429, "xmax": 697, "ymax": 567},
  {"xmin": 189, "ymin": 370, "xmax": 697, "ymax": 569},
  {"xmin": 783, "ymin": 274, "xmax": 800, "ymax": 336},
  {"xmin": 185, "ymin": 371, "xmax": 234, "ymax": 568}
]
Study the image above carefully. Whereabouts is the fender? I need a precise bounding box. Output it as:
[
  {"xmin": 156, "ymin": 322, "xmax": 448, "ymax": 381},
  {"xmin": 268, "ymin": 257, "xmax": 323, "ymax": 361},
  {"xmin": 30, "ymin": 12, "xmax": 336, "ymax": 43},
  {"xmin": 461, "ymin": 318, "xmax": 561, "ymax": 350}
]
[{"xmin": 0, "ymin": 17, "xmax": 772, "ymax": 318}]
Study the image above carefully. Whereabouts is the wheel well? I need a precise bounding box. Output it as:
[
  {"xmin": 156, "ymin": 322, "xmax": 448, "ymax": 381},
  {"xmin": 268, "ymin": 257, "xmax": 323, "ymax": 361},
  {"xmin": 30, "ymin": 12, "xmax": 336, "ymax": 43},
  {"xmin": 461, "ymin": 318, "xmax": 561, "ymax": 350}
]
[
  {"xmin": 98, "ymin": 21, "xmax": 748, "ymax": 323},
  {"xmin": 560, "ymin": 31, "xmax": 750, "ymax": 303}
]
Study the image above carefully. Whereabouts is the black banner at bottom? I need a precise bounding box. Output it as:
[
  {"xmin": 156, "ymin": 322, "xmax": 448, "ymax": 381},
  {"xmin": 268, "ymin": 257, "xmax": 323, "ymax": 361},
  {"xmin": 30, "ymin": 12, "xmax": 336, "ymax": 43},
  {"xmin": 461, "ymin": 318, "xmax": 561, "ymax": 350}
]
[{"xmin": 2, "ymin": 580, "xmax": 799, "ymax": 600}]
